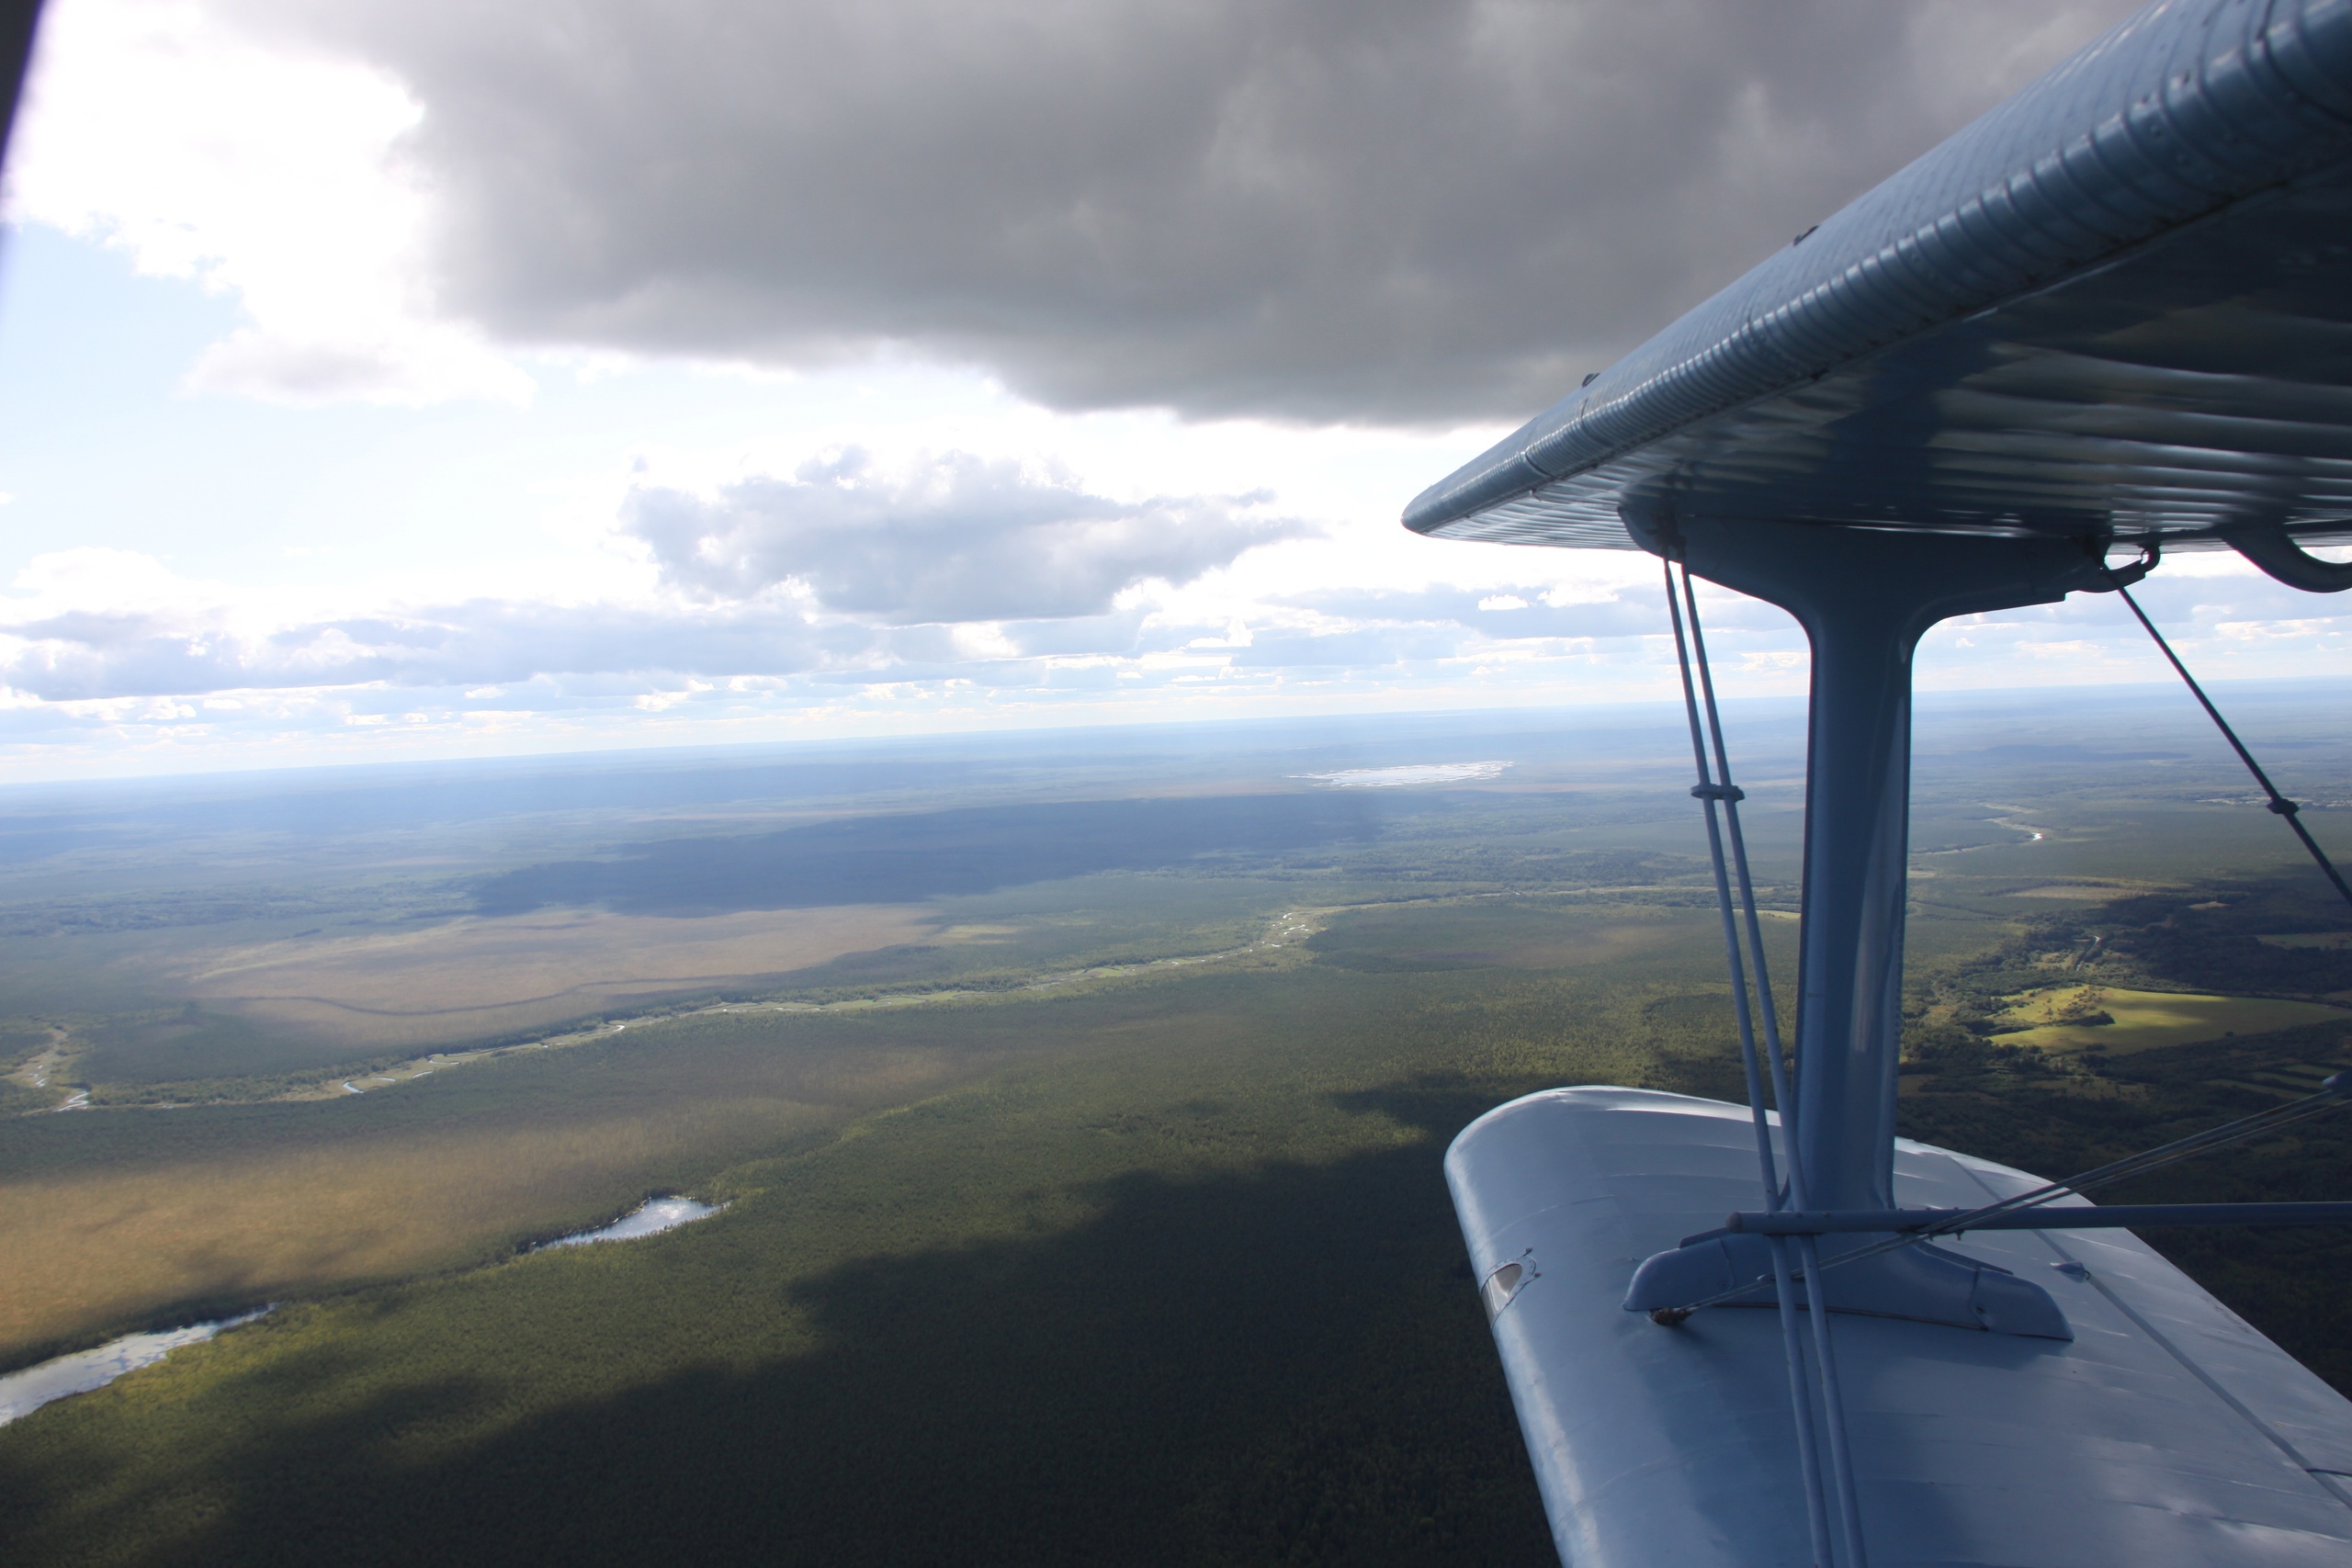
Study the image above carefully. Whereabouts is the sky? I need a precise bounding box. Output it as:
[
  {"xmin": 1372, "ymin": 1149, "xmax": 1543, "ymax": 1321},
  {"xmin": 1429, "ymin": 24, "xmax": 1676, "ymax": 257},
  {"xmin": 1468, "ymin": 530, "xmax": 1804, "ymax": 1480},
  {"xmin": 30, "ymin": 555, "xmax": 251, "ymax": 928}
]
[{"xmin": 0, "ymin": 0, "xmax": 2345, "ymax": 782}]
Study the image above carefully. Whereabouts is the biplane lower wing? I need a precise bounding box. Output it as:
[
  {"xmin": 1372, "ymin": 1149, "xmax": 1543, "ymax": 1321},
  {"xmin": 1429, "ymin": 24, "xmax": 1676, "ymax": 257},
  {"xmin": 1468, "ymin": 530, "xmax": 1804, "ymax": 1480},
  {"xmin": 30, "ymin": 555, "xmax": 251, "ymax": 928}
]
[{"xmin": 1451, "ymin": 1090, "xmax": 2352, "ymax": 1566}]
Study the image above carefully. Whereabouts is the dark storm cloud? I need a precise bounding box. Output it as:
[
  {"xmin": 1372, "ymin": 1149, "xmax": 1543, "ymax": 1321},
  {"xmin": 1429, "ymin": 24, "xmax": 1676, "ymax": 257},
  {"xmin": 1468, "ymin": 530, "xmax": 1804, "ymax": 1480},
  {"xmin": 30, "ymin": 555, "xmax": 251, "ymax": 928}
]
[
  {"xmin": 622, "ymin": 448, "xmax": 1308, "ymax": 622},
  {"xmin": 243, "ymin": 0, "xmax": 2143, "ymax": 423}
]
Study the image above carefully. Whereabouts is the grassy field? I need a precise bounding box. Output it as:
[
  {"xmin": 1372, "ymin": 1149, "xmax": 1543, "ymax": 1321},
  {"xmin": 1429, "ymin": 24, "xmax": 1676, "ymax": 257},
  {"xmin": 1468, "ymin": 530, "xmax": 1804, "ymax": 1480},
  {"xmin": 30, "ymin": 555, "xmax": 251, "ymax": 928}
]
[
  {"xmin": 1986, "ymin": 984, "xmax": 2351, "ymax": 1054},
  {"xmin": 0, "ymin": 933, "xmax": 1753, "ymax": 1566},
  {"xmin": 24, "ymin": 874, "xmax": 1317, "ymax": 1102},
  {"xmin": 7, "ymin": 874, "xmax": 2347, "ymax": 1564},
  {"xmin": 0, "ymin": 996, "xmax": 1124, "ymax": 1368},
  {"xmin": 5, "ymin": 695, "xmax": 2352, "ymax": 1563},
  {"xmin": 168, "ymin": 904, "xmax": 949, "ymax": 1055},
  {"xmin": 0, "ymin": 898, "xmax": 1750, "ymax": 1370}
]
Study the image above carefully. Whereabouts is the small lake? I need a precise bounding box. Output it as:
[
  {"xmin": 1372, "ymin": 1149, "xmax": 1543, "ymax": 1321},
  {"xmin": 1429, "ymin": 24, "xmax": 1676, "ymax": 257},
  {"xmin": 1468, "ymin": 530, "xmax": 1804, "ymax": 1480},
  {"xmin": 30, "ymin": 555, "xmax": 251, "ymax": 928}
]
[
  {"xmin": 537, "ymin": 1196, "xmax": 722, "ymax": 1250},
  {"xmin": 0, "ymin": 1201, "xmax": 721, "ymax": 1427},
  {"xmin": 1295, "ymin": 761, "xmax": 1512, "ymax": 788},
  {"xmin": 0, "ymin": 1307, "xmax": 272, "ymax": 1427}
]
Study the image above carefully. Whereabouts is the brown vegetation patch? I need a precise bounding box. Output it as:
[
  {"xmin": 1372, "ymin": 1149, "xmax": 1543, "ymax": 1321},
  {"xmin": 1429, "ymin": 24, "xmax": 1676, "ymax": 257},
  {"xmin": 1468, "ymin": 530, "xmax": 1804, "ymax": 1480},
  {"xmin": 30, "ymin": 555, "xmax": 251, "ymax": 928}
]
[
  {"xmin": 0, "ymin": 1010, "xmax": 1026, "ymax": 1366},
  {"xmin": 0, "ymin": 1103, "xmax": 818, "ymax": 1359},
  {"xmin": 175, "ymin": 905, "xmax": 945, "ymax": 1051}
]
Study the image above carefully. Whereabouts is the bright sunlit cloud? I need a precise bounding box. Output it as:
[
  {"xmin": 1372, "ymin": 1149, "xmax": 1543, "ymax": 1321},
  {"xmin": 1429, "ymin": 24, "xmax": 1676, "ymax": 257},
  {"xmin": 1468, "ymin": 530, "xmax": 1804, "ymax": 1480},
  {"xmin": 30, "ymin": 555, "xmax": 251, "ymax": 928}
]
[
  {"xmin": 8, "ymin": 0, "xmax": 528, "ymax": 404},
  {"xmin": 0, "ymin": 0, "xmax": 2346, "ymax": 780}
]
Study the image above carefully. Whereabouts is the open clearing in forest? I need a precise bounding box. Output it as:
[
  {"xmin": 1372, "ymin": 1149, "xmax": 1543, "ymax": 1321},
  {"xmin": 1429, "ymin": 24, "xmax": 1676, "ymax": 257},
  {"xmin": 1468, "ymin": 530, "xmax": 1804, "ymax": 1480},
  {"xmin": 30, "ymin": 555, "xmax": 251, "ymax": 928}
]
[
  {"xmin": 171, "ymin": 904, "xmax": 948, "ymax": 1053},
  {"xmin": 0, "ymin": 1002, "xmax": 1086, "ymax": 1367},
  {"xmin": 0, "ymin": 898, "xmax": 1710, "ymax": 1371},
  {"xmin": 9, "ymin": 693, "xmax": 2352, "ymax": 1562},
  {"xmin": 1303, "ymin": 898, "xmax": 1737, "ymax": 974},
  {"xmin": 0, "ymin": 950, "xmax": 1711, "ymax": 1566},
  {"xmin": 1989, "ymin": 984, "xmax": 2351, "ymax": 1054}
]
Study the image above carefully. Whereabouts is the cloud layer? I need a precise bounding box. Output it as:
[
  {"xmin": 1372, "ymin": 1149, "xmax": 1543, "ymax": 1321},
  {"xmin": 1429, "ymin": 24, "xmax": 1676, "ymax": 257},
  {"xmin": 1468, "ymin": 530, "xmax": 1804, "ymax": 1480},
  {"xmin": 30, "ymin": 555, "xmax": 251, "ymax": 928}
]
[
  {"xmin": 5, "ymin": 541, "xmax": 2345, "ymax": 718},
  {"xmin": 16, "ymin": 0, "xmax": 2348, "ymax": 783},
  {"xmin": 236, "ymin": 0, "xmax": 2142, "ymax": 422},
  {"xmin": 625, "ymin": 449, "xmax": 1306, "ymax": 622},
  {"xmin": 11, "ymin": 0, "xmax": 530, "ymax": 405}
]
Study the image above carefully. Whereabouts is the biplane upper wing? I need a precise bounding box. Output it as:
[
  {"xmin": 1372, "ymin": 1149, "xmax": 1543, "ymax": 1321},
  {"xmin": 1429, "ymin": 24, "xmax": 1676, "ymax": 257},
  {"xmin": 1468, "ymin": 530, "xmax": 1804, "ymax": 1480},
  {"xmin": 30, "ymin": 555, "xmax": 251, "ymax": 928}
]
[{"xmin": 1408, "ymin": 0, "xmax": 2352, "ymax": 583}]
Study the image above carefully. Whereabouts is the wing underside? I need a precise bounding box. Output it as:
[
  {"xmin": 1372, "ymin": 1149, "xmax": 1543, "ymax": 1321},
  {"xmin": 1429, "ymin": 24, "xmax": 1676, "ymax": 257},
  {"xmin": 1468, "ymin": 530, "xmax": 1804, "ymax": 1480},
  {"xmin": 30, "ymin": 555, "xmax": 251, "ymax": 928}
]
[{"xmin": 1406, "ymin": 1, "xmax": 2352, "ymax": 558}]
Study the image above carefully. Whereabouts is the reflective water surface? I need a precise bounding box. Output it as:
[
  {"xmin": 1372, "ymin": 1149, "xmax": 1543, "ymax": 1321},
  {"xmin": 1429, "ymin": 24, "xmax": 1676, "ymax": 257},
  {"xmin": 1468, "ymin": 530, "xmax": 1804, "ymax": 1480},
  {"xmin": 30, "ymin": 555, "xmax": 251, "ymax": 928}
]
[
  {"xmin": 539, "ymin": 1196, "xmax": 722, "ymax": 1250},
  {"xmin": 0, "ymin": 1199, "xmax": 722, "ymax": 1428},
  {"xmin": 0, "ymin": 1307, "xmax": 272, "ymax": 1427},
  {"xmin": 1296, "ymin": 761, "xmax": 1512, "ymax": 788}
]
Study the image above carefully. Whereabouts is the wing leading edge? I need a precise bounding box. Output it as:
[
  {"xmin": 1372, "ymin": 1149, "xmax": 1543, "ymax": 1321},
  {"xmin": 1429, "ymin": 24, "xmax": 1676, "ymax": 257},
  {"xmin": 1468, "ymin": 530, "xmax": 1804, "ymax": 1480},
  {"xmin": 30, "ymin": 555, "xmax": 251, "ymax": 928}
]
[{"xmin": 1405, "ymin": 0, "xmax": 2352, "ymax": 558}]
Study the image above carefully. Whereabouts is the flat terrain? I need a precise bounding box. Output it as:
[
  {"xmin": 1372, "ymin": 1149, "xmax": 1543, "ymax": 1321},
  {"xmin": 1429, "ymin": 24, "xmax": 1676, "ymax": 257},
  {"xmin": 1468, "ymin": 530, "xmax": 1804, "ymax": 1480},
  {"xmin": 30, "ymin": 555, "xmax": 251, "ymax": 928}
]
[
  {"xmin": 1988, "ymin": 984, "xmax": 2352, "ymax": 1054},
  {"xmin": 175, "ymin": 905, "xmax": 956, "ymax": 1052},
  {"xmin": 0, "ymin": 949, "xmax": 1710, "ymax": 1566},
  {"xmin": 0, "ymin": 1000, "xmax": 1076, "ymax": 1361},
  {"xmin": 2, "ymin": 688, "xmax": 2350, "ymax": 1564}
]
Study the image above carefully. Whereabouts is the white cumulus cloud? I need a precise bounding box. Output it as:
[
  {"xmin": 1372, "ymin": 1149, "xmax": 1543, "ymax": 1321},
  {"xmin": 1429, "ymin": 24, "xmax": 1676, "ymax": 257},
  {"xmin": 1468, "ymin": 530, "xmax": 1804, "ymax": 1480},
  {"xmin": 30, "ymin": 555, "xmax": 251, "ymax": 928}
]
[
  {"xmin": 623, "ymin": 448, "xmax": 1312, "ymax": 624},
  {"xmin": 9, "ymin": 0, "xmax": 529, "ymax": 404}
]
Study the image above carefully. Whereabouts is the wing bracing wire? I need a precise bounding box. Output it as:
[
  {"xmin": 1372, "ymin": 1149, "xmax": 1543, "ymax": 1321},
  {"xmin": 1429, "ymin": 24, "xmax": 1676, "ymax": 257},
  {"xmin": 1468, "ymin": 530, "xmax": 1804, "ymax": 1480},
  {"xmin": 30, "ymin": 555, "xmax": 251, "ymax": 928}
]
[{"xmin": 1662, "ymin": 558, "xmax": 1861, "ymax": 1568}]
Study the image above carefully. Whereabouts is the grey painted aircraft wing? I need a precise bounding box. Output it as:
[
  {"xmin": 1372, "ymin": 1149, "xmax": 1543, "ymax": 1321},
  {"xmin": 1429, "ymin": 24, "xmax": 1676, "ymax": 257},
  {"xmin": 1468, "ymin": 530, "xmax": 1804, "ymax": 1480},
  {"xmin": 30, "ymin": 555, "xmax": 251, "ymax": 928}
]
[
  {"xmin": 1405, "ymin": 0, "xmax": 2352, "ymax": 565},
  {"xmin": 1452, "ymin": 1090, "xmax": 2352, "ymax": 1568},
  {"xmin": 1419, "ymin": 5, "xmax": 2352, "ymax": 1565}
]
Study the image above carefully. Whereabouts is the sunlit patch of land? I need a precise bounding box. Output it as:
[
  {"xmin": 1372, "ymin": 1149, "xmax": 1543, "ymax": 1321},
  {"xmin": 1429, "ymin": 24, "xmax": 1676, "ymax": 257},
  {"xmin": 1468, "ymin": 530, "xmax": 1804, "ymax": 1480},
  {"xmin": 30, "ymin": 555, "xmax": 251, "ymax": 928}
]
[
  {"xmin": 6, "ymin": 694, "xmax": 2352, "ymax": 1562},
  {"xmin": 0, "ymin": 1106, "xmax": 816, "ymax": 1363},
  {"xmin": 1988, "ymin": 983, "xmax": 2351, "ymax": 1054},
  {"xmin": 260, "ymin": 907, "xmax": 1330, "ymax": 1103},
  {"xmin": 0, "ymin": 949, "xmax": 1704, "ymax": 1565},
  {"xmin": 175, "ymin": 905, "xmax": 949, "ymax": 1050},
  {"xmin": 0, "ymin": 897, "xmax": 1700, "ymax": 1374},
  {"xmin": 0, "ymin": 1006, "xmax": 1076, "ymax": 1368}
]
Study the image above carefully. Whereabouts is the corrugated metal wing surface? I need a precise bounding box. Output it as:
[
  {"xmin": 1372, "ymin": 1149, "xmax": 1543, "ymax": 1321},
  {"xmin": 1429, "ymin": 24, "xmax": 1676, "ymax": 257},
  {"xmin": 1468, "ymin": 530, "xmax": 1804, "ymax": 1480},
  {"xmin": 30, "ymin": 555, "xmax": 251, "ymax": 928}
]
[{"xmin": 1406, "ymin": 0, "xmax": 2352, "ymax": 551}]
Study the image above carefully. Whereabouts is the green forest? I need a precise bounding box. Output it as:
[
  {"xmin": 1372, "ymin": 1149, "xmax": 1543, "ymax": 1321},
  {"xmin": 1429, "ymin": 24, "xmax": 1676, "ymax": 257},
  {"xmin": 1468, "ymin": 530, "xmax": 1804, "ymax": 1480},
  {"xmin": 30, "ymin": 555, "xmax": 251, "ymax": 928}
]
[
  {"xmin": 4, "ymin": 700, "xmax": 2352, "ymax": 1564},
  {"xmin": 5, "ymin": 875, "xmax": 2351, "ymax": 1564}
]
